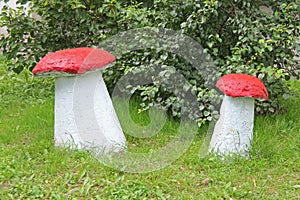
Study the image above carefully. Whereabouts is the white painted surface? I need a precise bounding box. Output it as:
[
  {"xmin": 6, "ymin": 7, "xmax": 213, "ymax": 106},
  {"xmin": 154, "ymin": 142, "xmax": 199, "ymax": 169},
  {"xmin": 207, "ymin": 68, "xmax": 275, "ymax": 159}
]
[
  {"xmin": 54, "ymin": 71, "xmax": 126, "ymax": 153},
  {"xmin": 209, "ymin": 95, "xmax": 254, "ymax": 156}
]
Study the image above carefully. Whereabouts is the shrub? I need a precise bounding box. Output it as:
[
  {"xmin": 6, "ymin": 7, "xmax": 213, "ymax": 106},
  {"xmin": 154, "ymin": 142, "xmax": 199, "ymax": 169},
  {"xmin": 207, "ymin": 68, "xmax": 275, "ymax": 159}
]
[
  {"xmin": 0, "ymin": 0, "xmax": 299, "ymax": 125},
  {"xmin": 146, "ymin": 0, "xmax": 300, "ymax": 114},
  {"xmin": 0, "ymin": 0, "xmax": 153, "ymax": 72},
  {"xmin": 0, "ymin": 56, "xmax": 54, "ymax": 109}
]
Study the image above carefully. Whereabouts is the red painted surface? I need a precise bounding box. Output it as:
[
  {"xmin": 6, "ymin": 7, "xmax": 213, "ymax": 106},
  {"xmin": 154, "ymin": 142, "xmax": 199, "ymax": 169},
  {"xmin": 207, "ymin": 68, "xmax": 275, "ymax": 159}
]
[
  {"xmin": 216, "ymin": 74, "xmax": 268, "ymax": 100},
  {"xmin": 32, "ymin": 47, "xmax": 116, "ymax": 75}
]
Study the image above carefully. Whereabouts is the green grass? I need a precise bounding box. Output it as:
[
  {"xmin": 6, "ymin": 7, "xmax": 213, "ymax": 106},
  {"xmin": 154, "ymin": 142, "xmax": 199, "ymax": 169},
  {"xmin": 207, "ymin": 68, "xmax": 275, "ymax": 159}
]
[{"xmin": 1, "ymin": 56, "xmax": 300, "ymax": 199}]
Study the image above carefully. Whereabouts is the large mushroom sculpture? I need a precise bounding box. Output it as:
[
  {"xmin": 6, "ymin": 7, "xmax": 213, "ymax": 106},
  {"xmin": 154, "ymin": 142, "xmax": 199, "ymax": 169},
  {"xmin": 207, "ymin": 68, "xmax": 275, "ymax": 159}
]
[
  {"xmin": 209, "ymin": 74, "xmax": 268, "ymax": 157},
  {"xmin": 32, "ymin": 47, "xmax": 126, "ymax": 153}
]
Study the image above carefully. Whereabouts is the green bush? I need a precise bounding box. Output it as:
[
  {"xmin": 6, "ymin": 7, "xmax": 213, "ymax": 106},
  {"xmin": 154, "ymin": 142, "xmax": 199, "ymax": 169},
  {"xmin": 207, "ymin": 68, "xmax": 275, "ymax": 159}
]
[
  {"xmin": 0, "ymin": 0, "xmax": 299, "ymax": 125},
  {"xmin": 0, "ymin": 0, "xmax": 153, "ymax": 72},
  {"xmin": 0, "ymin": 56, "xmax": 54, "ymax": 109},
  {"xmin": 147, "ymin": 0, "xmax": 300, "ymax": 114}
]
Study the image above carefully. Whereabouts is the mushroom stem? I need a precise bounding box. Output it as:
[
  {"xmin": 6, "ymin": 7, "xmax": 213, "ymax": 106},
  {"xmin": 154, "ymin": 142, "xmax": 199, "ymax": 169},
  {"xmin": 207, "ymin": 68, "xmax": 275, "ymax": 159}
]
[
  {"xmin": 209, "ymin": 95, "xmax": 254, "ymax": 156},
  {"xmin": 54, "ymin": 71, "xmax": 126, "ymax": 153}
]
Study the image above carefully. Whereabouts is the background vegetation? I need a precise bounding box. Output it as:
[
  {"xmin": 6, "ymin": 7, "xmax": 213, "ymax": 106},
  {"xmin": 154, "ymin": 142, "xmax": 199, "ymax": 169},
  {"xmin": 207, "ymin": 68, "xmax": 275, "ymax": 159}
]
[{"xmin": 0, "ymin": 0, "xmax": 299, "ymax": 124}]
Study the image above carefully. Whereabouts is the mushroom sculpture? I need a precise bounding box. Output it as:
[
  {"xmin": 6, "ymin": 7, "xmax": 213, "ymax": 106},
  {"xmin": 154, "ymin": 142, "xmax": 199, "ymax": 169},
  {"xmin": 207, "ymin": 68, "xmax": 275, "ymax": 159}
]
[
  {"xmin": 209, "ymin": 74, "xmax": 268, "ymax": 157},
  {"xmin": 32, "ymin": 47, "xmax": 126, "ymax": 153}
]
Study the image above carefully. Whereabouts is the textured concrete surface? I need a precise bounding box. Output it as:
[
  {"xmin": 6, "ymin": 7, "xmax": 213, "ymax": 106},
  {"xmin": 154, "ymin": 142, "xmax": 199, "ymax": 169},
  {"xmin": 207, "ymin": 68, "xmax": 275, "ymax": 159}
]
[
  {"xmin": 216, "ymin": 74, "xmax": 268, "ymax": 100},
  {"xmin": 209, "ymin": 95, "xmax": 254, "ymax": 156},
  {"xmin": 54, "ymin": 72, "xmax": 126, "ymax": 153},
  {"xmin": 32, "ymin": 48, "xmax": 116, "ymax": 75}
]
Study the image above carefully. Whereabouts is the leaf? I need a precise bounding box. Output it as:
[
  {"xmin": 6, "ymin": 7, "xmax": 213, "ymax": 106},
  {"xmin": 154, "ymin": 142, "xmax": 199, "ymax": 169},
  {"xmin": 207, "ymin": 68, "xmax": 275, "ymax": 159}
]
[
  {"xmin": 201, "ymin": 178, "xmax": 210, "ymax": 185},
  {"xmin": 293, "ymin": 185, "xmax": 300, "ymax": 189}
]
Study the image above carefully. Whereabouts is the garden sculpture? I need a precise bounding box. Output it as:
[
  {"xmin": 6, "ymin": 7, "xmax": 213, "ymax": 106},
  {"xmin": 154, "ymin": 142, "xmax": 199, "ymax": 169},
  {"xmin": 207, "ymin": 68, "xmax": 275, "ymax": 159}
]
[
  {"xmin": 32, "ymin": 47, "xmax": 126, "ymax": 153},
  {"xmin": 209, "ymin": 74, "xmax": 268, "ymax": 157}
]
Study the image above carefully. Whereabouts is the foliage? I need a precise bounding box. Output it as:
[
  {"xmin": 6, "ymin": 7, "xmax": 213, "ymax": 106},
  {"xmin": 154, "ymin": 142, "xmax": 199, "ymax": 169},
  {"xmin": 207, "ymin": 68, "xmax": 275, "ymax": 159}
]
[
  {"xmin": 146, "ymin": 0, "xmax": 300, "ymax": 114},
  {"xmin": 0, "ymin": 56, "xmax": 53, "ymax": 109},
  {"xmin": 0, "ymin": 0, "xmax": 299, "ymax": 124},
  {"xmin": 0, "ymin": 0, "xmax": 153, "ymax": 72}
]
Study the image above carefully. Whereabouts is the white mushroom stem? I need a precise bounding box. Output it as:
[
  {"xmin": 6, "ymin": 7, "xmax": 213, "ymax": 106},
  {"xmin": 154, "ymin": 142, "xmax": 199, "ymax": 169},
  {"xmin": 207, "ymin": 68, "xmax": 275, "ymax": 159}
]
[
  {"xmin": 209, "ymin": 95, "xmax": 254, "ymax": 157},
  {"xmin": 54, "ymin": 71, "xmax": 126, "ymax": 153}
]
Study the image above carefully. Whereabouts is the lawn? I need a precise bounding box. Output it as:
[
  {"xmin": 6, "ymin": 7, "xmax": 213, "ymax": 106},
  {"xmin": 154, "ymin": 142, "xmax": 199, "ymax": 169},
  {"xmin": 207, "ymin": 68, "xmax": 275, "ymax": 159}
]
[{"xmin": 0, "ymin": 56, "xmax": 300, "ymax": 199}]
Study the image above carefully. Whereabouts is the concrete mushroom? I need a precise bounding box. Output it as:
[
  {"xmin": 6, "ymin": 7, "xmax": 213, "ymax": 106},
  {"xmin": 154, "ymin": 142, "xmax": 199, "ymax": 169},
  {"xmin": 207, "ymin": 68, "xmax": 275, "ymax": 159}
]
[
  {"xmin": 209, "ymin": 73, "xmax": 268, "ymax": 157},
  {"xmin": 32, "ymin": 47, "xmax": 126, "ymax": 152}
]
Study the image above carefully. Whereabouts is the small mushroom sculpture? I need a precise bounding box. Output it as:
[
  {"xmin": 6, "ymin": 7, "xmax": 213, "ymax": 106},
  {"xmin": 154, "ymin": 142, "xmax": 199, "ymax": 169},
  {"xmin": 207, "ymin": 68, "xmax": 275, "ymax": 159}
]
[
  {"xmin": 32, "ymin": 47, "xmax": 126, "ymax": 153},
  {"xmin": 209, "ymin": 74, "xmax": 268, "ymax": 157}
]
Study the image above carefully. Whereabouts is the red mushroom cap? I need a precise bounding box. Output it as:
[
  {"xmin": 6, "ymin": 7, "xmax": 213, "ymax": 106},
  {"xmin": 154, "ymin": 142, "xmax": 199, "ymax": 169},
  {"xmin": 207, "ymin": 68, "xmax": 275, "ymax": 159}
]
[
  {"xmin": 32, "ymin": 47, "xmax": 116, "ymax": 76},
  {"xmin": 216, "ymin": 74, "xmax": 268, "ymax": 100}
]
